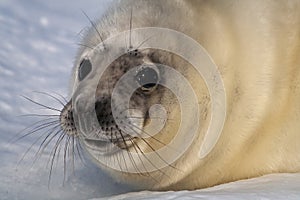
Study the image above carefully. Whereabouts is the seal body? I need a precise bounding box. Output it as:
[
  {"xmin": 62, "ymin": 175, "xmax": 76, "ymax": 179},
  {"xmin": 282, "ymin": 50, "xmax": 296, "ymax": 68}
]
[{"xmin": 61, "ymin": 0, "xmax": 300, "ymax": 190}]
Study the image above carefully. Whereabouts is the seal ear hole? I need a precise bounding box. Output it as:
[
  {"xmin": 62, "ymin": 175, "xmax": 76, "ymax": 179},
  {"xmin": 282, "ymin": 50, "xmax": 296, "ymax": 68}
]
[{"xmin": 78, "ymin": 59, "xmax": 92, "ymax": 81}]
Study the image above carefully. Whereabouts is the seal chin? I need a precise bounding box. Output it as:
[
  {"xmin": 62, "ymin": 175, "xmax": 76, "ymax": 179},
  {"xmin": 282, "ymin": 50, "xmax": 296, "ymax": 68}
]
[{"xmin": 83, "ymin": 138, "xmax": 121, "ymax": 156}]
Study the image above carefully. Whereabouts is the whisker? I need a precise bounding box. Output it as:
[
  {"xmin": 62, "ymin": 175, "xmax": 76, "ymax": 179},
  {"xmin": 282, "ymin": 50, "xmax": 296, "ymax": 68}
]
[
  {"xmin": 129, "ymin": 7, "xmax": 133, "ymax": 49},
  {"xmin": 71, "ymin": 135, "xmax": 76, "ymax": 175},
  {"xmin": 107, "ymin": 104, "xmax": 175, "ymax": 149},
  {"xmin": 13, "ymin": 120, "xmax": 59, "ymax": 143},
  {"xmin": 19, "ymin": 114, "xmax": 60, "ymax": 118},
  {"xmin": 127, "ymin": 138, "xmax": 161, "ymax": 182},
  {"xmin": 32, "ymin": 91, "xmax": 66, "ymax": 107},
  {"xmin": 76, "ymin": 139, "xmax": 87, "ymax": 166},
  {"xmin": 125, "ymin": 121, "xmax": 174, "ymax": 149},
  {"xmin": 17, "ymin": 127, "xmax": 57, "ymax": 168},
  {"xmin": 107, "ymin": 76, "xmax": 123, "ymax": 171},
  {"xmin": 32, "ymin": 127, "xmax": 62, "ymax": 165},
  {"xmin": 126, "ymin": 115, "xmax": 174, "ymax": 121},
  {"xmin": 117, "ymin": 128, "xmax": 142, "ymax": 175},
  {"xmin": 50, "ymin": 92, "xmax": 69, "ymax": 104},
  {"xmin": 131, "ymin": 143, "xmax": 162, "ymax": 182},
  {"xmin": 66, "ymin": 135, "xmax": 75, "ymax": 177},
  {"xmin": 48, "ymin": 132, "xmax": 66, "ymax": 187},
  {"xmin": 34, "ymin": 125, "xmax": 61, "ymax": 156},
  {"xmin": 110, "ymin": 130, "xmax": 123, "ymax": 172},
  {"xmin": 63, "ymin": 135, "xmax": 72, "ymax": 185},
  {"xmin": 127, "ymin": 138, "xmax": 149, "ymax": 176},
  {"xmin": 124, "ymin": 130, "xmax": 171, "ymax": 179},
  {"xmin": 10, "ymin": 118, "xmax": 58, "ymax": 143},
  {"xmin": 140, "ymin": 137, "xmax": 179, "ymax": 172},
  {"xmin": 77, "ymin": 42, "xmax": 95, "ymax": 50},
  {"xmin": 17, "ymin": 91, "xmax": 80, "ymax": 187},
  {"xmin": 21, "ymin": 95, "xmax": 61, "ymax": 112},
  {"xmin": 125, "ymin": 124, "xmax": 179, "ymax": 172},
  {"xmin": 81, "ymin": 10, "xmax": 106, "ymax": 49},
  {"xmin": 116, "ymin": 132, "xmax": 129, "ymax": 173},
  {"xmin": 135, "ymin": 35, "xmax": 155, "ymax": 50}
]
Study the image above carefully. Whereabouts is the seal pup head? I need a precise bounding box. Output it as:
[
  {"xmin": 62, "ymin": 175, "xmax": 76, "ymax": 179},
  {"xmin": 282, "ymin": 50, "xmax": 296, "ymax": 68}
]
[
  {"xmin": 61, "ymin": 48, "xmax": 175, "ymax": 148},
  {"xmin": 59, "ymin": 31, "xmax": 211, "ymax": 189},
  {"xmin": 59, "ymin": 0, "xmax": 213, "ymax": 190}
]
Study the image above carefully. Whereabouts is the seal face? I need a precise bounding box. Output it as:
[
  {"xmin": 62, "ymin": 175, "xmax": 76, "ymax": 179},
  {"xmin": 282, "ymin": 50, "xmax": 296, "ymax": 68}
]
[
  {"xmin": 62, "ymin": 47, "xmax": 185, "ymax": 160},
  {"xmin": 75, "ymin": 49, "xmax": 167, "ymax": 151},
  {"xmin": 58, "ymin": 0, "xmax": 300, "ymax": 191}
]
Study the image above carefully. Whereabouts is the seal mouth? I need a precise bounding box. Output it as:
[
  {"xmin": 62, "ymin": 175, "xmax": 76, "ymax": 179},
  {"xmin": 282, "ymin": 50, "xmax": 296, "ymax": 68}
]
[{"xmin": 83, "ymin": 136, "xmax": 138, "ymax": 155}]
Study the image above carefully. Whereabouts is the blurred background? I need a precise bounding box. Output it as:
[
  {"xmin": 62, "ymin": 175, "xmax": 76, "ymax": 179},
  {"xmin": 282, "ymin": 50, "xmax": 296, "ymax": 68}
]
[{"xmin": 0, "ymin": 0, "xmax": 132, "ymax": 199}]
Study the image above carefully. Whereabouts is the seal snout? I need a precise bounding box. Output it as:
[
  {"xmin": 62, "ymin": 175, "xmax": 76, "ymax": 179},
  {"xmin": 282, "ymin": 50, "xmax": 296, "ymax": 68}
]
[
  {"xmin": 59, "ymin": 95, "xmax": 141, "ymax": 151},
  {"xmin": 60, "ymin": 100, "xmax": 77, "ymax": 136}
]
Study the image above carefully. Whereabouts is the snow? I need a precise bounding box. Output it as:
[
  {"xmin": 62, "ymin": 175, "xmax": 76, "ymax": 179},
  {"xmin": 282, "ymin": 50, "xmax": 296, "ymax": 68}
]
[
  {"xmin": 0, "ymin": 0, "xmax": 299, "ymax": 199},
  {"xmin": 94, "ymin": 173, "xmax": 300, "ymax": 200}
]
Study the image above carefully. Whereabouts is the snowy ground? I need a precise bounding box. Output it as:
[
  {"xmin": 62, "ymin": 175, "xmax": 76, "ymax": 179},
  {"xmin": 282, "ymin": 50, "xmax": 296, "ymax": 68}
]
[
  {"xmin": 96, "ymin": 173, "xmax": 300, "ymax": 200},
  {"xmin": 0, "ymin": 0, "xmax": 300, "ymax": 200}
]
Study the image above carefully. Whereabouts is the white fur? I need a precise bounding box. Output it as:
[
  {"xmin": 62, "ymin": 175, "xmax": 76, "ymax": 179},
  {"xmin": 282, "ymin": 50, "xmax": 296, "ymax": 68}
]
[{"xmin": 72, "ymin": 0, "xmax": 300, "ymax": 190}]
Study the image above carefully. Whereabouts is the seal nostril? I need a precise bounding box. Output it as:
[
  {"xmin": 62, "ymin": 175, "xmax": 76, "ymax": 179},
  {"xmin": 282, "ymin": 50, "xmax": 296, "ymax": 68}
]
[
  {"xmin": 95, "ymin": 97, "xmax": 115, "ymax": 128},
  {"xmin": 135, "ymin": 65, "xmax": 159, "ymax": 92}
]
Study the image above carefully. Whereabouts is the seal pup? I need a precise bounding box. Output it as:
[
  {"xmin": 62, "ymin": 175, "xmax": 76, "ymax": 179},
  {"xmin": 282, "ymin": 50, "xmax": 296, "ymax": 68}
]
[{"xmin": 59, "ymin": 0, "xmax": 300, "ymax": 190}]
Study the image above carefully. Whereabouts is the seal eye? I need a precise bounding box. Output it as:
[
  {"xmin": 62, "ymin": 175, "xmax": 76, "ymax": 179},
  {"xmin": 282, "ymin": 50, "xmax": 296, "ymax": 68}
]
[
  {"xmin": 78, "ymin": 59, "xmax": 92, "ymax": 81},
  {"xmin": 136, "ymin": 67, "xmax": 159, "ymax": 91}
]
